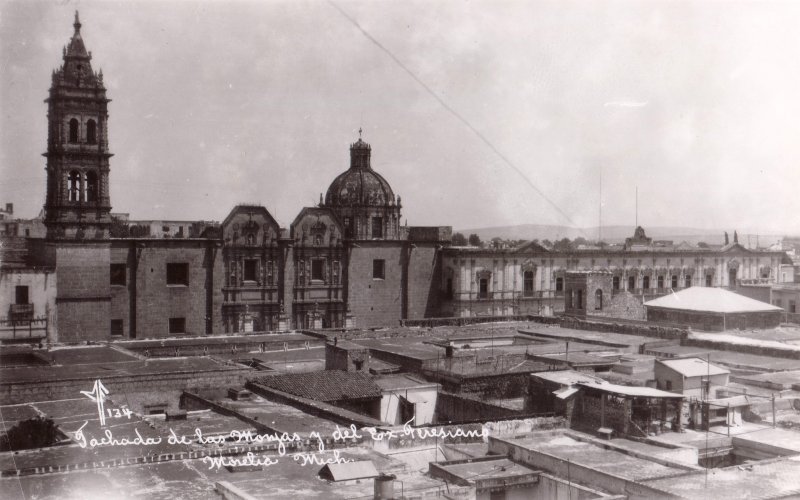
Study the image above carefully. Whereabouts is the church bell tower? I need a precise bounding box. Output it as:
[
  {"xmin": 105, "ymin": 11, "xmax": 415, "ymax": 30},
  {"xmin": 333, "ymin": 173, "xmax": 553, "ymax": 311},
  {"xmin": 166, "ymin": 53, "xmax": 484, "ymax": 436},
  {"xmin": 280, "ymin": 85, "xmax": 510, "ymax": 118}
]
[{"xmin": 44, "ymin": 11, "xmax": 112, "ymax": 239}]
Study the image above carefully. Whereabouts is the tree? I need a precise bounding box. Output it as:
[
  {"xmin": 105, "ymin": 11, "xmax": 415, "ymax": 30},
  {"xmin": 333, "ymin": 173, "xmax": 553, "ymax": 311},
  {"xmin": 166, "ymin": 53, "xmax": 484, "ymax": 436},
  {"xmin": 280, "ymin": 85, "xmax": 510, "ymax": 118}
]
[
  {"xmin": 468, "ymin": 234, "xmax": 482, "ymax": 247},
  {"xmin": 572, "ymin": 237, "xmax": 588, "ymax": 249},
  {"xmin": 451, "ymin": 232, "xmax": 467, "ymax": 246},
  {"xmin": 541, "ymin": 239, "xmax": 553, "ymax": 249},
  {"xmin": 552, "ymin": 237, "xmax": 572, "ymax": 252},
  {"xmin": 0, "ymin": 417, "xmax": 59, "ymax": 451}
]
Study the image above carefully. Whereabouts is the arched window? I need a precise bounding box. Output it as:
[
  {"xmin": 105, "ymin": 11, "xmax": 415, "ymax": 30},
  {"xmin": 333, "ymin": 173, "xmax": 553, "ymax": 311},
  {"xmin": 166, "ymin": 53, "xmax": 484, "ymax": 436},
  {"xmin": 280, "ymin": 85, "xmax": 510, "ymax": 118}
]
[
  {"xmin": 68, "ymin": 170, "xmax": 81, "ymax": 201},
  {"xmin": 628, "ymin": 276, "xmax": 635, "ymax": 291},
  {"xmin": 69, "ymin": 118, "xmax": 79, "ymax": 143},
  {"xmin": 85, "ymin": 171, "xmax": 98, "ymax": 202},
  {"xmin": 643, "ymin": 276, "xmax": 650, "ymax": 289},
  {"xmin": 595, "ymin": 289, "xmax": 603, "ymax": 310},
  {"xmin": 657, "ymin": 275, "xmax": 664, "ymax": 289},
  {"xmin": 671, "ymin": 275, "xmax": 678, "ymax": 289},
  {"xmin": 86, "ymin": 119, "xmax": 97, "ymax": 144}
]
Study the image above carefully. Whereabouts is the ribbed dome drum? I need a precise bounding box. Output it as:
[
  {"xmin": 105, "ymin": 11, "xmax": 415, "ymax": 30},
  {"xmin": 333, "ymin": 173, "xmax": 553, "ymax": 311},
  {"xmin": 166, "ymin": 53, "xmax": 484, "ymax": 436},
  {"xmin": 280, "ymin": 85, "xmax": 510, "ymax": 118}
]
[{"xmin": 324, "ymin": 139, "xmax": 396, "ymax": 207}]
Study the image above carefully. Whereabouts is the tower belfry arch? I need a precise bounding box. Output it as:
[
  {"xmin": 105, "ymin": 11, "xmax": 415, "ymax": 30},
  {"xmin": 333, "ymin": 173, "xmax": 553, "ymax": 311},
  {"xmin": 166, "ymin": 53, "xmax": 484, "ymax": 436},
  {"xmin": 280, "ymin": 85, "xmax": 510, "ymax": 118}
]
[{"xmin": 44, "ymin": 11, "xmax": 112, "ymax": 239}]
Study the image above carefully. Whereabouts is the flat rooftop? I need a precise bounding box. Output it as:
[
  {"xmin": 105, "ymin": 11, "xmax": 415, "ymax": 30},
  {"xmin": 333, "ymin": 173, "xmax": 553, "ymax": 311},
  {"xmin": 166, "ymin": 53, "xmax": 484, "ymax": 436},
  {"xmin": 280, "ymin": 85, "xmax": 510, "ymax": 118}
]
[
  {"xmin": 644, "ymin": 344, "xmax": 800, "ymax": 372},
  {"xmin": 435, "ymin": 456, "xmax": 538, "ymax": 483},
  {"xmin": 0, "ymin": 353, "xmax": 246, "ymax": 384},
  {"xmin": 496, "ymin": 430, "xmax": 692, "ymax": 482},
  {"xmin": 520, "ymin": 325, "xmax": 655, "ymax": 350},
  {"xmin": 220, "ymin": 395, "xmax": 345, "ymax": 436},
  {"xmin": 642, "ymin": 455, "xmax": 800, "ymax": 499}
]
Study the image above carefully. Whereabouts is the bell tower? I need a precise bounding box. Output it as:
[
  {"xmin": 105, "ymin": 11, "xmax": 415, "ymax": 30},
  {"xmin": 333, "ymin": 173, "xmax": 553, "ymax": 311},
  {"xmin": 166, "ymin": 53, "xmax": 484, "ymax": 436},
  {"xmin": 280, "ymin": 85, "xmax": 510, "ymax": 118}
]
[{"xmin": 44, "ymin": 11, "xmax": 112, "ymax": 239}]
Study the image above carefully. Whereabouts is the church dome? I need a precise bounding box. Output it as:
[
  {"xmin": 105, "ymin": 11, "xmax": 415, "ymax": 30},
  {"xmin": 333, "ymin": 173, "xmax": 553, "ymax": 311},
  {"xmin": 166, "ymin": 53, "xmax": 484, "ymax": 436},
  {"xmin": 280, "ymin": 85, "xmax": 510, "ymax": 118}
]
[{"xmin": 324, "ymin": 138, "xmax": 397, "ymax": 207}]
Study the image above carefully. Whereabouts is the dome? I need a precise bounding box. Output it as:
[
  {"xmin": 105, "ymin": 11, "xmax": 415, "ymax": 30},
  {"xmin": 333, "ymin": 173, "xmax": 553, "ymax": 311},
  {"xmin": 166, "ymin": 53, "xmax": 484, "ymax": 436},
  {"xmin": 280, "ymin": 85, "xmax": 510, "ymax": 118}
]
[{"xmin": 324, "ymin": 139, "xmax": 396, "ymax": 207}]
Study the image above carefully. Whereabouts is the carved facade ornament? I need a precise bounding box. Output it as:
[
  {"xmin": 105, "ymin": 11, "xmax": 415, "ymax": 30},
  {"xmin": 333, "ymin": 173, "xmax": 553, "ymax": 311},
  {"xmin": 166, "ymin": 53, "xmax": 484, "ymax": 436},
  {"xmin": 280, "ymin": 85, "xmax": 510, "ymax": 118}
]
[
  {"xmin": 521, "ymin": 259, "xmax": 538, "ymax": 272},
  {"xmin": 727, "ymin": 259, "xmax": 740, "ymax": 270},
  {"xmin": 476, "ymin": 270, "xmax": 492, "ymax": 280}
]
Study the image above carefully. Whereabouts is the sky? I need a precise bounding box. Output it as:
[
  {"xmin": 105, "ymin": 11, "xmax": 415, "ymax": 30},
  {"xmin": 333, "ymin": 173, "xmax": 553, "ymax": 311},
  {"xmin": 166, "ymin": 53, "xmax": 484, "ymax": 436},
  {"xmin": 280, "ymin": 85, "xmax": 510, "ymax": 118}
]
[{"xmin": 2, "ymin": 0, "xmax": 800, "ymax": 234}]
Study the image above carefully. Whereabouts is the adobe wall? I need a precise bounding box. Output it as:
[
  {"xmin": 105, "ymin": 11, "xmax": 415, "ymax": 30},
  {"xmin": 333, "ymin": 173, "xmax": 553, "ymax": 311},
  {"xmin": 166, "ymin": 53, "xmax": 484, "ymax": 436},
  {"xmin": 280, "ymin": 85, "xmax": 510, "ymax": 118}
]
[
  {"xmin": 55, "ymin": 243, "xmax": 111, "ymax": 342},
  {"xmin": 347, "ymin": 244, "xmax": 403, "ymax": 328}
]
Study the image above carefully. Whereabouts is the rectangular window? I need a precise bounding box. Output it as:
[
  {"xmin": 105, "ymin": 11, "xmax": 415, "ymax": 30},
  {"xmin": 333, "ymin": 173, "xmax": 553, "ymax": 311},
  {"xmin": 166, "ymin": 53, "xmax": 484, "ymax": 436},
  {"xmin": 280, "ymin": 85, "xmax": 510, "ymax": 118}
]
[
  {"xmin": 657, "ymin": 276, "xmax": 664, "ymax": 289},
  {"xmin": 523, "ymin": 271, "xmax": 534, "ymax": 297},
  {"xmin": 479, "ymin": 278, "xmax": 489, "ymax": 299},
  {"xmin": 267, "ymin": 260, "xmax": 274, "ymax": 285},
  {"xmin": 612, "ymin": 276, "xmax": 620, "ymax": 290},
  {"xmin": 576, "ymin": 289, "xmax": 583, "ymax": 309},
  {"xmin": 373, "ymin": 259, "xmax": 385, "ymax": 280},
  {"xmin": 446, "ymin": 278, "xmax": 453, "ymax": 299},
  {"xmin": 671, "ymin": 275, "xmax": 678, "ymax": 289},
  {"xmin": 311, "ymin": 259, "xmax": 324, "ymax": 281},
  {"xmin": 628, "ymin": 276, "xmax": 636, "ymax": 291},
  {"xmin": 666, "ymin": 380, "xmax": 672, "ymax": 391},
  {"xmin": 169, "ymin": 317, "xmax": 186, "ymax": 334},
  {"xmin": 15, "ymin": 285, "xmax": 29, "ymax": 305},
  {"xmin": 791, "ymin": 301, "xmax": 797, "ymax": 313},
  {"xmin": 110, "ymin": 264, "xmax": 126, "ymax": 286},
  {"xmin": 371, "ymin": 217, "xmax": 383, "ymax": 238},
  {"xmin": 332, "ymin": 261, "xmax": 340, "ymax": 285},
  {"xmin": 555, "ymin": 277, "xmax": 564, "ymax": 292},
  {"xmin": 243, "ymin": 259, "xmax": 258, "ymax": 281},
  {"xmin": 166, "ymin": 263, "xmax": 189, "ymax": 286},
  {"xmin": 110, "ymin": 319, "xmax": 123, "ymax": 336},
  {"xmin": 706, "ymin": 275, "xmax": 713, "ymax": 287},
  {"xmin": 343, "ymin": 217, "xmax": 352, "ymax": 238},
  {"xmin": 685, "ymin": 275, "xmax": 692, "ymax": 288}
]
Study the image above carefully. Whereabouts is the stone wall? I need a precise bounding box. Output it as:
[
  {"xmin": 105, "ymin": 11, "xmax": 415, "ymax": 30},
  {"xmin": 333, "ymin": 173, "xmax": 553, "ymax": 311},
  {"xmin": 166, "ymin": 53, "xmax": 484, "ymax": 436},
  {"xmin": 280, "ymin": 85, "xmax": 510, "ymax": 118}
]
[
  {"xmin": 557, "ymin": 316, "xmax": 689, "ymax": 340},
  {"xmin": 0, "ymin": 366, "xmax": 252, "ymax": 412},
  {"xmin": 347, "ymin": 243, "xmax": 404, "ymax": 328},
  {"xmin": 110, "ymin": 239, "xmax": 224, "ymax": 339},
  {"xmin": 405, "ymin": 243, "xmax": 443, "ymax": 320},
  {"xmin": 55, "ymin": 243, "xmax": 111, "ymax": 342}
]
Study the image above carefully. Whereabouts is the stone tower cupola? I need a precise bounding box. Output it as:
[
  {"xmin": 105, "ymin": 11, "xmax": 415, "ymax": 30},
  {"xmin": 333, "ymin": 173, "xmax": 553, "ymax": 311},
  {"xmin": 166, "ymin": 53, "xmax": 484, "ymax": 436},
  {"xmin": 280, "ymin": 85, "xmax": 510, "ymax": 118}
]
[
  {"xmin": 44, "ymin": 11, "xmax": 112, "ymax": 239},
  {"xmin": 322, "ymin": 132, "xmax": 402, "ymax": 240}
]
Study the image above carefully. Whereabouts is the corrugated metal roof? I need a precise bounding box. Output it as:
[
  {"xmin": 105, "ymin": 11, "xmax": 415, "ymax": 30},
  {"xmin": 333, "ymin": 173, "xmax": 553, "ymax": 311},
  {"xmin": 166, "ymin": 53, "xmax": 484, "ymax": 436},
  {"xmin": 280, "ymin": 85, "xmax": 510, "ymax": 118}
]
[
  {"xmin": 658, "ymin": 357, "xmax": 729, "ymax": 377},
  {"xmin": 578, "ymin": 381, "xmax": 684, "ymax": 399},
  {"xmin": 554, "ymin": 387, "xmax": 580, "ymax": 399},
  {"xmin": 644, "ymin": 287, "xmax": 782, "ymax": 313}
]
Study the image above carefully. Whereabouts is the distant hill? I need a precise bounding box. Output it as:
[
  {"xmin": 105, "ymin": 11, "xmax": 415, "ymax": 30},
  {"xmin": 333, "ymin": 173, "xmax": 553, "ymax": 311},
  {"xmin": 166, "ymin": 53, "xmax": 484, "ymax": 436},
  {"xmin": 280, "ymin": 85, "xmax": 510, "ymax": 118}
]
[{"xmin": 454, "ymin": 224, "xmax": 784, "ymax": 248}]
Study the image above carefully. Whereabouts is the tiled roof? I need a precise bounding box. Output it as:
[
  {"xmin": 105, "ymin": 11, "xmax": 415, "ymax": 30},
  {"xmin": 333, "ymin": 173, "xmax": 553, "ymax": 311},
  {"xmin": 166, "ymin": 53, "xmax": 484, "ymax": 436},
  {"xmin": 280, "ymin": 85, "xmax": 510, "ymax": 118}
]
[
  {"xmin": 254, "ymin": 370, "xmax": 382, "ymax": 402},
  {"xmin": 644, "ymin": 287, "xmax": 782, "ymax": 313}
]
